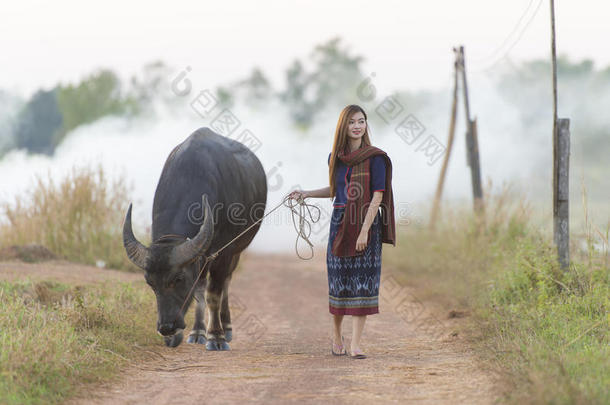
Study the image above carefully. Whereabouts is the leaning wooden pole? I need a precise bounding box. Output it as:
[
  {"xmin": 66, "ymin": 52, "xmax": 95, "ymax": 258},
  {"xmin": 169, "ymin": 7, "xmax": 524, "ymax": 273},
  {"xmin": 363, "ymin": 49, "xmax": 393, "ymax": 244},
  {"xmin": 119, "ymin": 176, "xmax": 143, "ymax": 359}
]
[
  {"xmin": 551, "ymin": 0, "xmax": 570, "ymax": 271},
  {"xmin": 430, "ymin": 49, "xmax": 459, "ymax": 230},
  {"xmin": 551, "ymin": 0, "xmax": 558, "ymax": 143},
  {"xmin": 459, "ymin": 46, "xmax": 485, "ymax": 223}
]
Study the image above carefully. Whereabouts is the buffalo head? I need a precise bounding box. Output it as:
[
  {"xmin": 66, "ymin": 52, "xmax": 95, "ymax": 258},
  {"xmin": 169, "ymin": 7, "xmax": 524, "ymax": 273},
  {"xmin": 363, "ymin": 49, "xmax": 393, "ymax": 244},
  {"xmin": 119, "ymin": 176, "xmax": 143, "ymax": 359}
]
[{"xmin": 122, "ymin": 194, "xmax": 214, "ymax": 347}]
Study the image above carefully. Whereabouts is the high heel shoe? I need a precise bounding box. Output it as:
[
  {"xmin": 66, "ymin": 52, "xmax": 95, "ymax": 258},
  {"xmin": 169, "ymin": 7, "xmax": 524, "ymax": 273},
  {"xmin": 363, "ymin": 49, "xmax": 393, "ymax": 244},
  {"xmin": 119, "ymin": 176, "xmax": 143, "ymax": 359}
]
[{"xmin": 331, "ymin": 336, "xmax": 347, "ymax": 356}]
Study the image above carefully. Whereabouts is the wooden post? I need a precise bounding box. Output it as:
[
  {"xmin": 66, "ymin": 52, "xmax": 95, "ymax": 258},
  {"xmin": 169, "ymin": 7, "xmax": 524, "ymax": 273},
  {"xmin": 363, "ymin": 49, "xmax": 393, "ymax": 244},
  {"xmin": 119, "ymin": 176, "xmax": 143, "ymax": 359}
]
[
  {"xmin": 430, "ymin": 49, "xmax": 459, "ymax": 230},
  {"xmin": 458, "ymin": 46, "xmax": 485, "ymax": 221},
  {"xmin": 469, "ymin": 118, "xmax": 485, "ymax": 216},
  {"xmin": 550, "ymin": 0, "xmax": 569, "ymax": 270},
  {"xmin": 554, "ymin": 119, "xmax": 570, "ymax": 270}
]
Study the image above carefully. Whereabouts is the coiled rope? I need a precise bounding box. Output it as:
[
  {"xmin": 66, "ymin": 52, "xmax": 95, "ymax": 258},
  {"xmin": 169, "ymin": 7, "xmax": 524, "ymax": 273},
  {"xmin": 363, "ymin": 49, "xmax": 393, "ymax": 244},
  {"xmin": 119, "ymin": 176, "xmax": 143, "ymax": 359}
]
[{"xmin": 175, "ymin": 194, "xmax": 322, "ymax": 315}]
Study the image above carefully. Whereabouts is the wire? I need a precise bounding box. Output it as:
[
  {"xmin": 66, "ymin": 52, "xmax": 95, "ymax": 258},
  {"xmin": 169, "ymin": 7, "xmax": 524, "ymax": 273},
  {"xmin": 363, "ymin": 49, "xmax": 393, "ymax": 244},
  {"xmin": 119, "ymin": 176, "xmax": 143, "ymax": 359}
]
[
  {"xmin": 471, "ymin": 0, "xmax": 544, "ymax": 73},
  {"xmin": 473, "ymin": 0, "xmax": 537, "ymax": 64}
]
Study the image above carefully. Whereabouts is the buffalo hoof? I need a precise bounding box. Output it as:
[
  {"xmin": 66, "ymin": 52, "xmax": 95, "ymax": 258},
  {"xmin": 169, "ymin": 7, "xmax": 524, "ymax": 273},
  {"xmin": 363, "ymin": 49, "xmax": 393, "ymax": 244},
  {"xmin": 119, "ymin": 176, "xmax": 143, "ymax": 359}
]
[
  {"xmin": 224, "ymin": 330, "xmax": 232, "ymax": 342},
  {"xmin": 163, "ymin": 331, "xmax": 183, "ymax": 348},
  {"xmin": 206, "ymin": 338, "xmax": 230, "ymax": 351},
  {"xmin": 187, "ymin": 331, "xmax": 207, "ymax": 345}
]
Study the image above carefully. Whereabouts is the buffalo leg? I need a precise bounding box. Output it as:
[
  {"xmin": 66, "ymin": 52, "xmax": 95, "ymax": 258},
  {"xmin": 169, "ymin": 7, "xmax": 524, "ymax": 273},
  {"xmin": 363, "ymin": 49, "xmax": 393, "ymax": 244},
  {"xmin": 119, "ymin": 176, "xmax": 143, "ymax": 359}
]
[
  {"xmin": 221, "ymin": 254, "xmax": 240, "ymax": 342},
  {"xmin": 205, "ymin": 261, "xmax": 230, "ymax": 351},
  {"xmin": 220, "ymin": 276, "xmax": 232, "ymax": 343},
  {"xmin": 187, "ymin": 288, "xmax": 207, "ymax": 344}
]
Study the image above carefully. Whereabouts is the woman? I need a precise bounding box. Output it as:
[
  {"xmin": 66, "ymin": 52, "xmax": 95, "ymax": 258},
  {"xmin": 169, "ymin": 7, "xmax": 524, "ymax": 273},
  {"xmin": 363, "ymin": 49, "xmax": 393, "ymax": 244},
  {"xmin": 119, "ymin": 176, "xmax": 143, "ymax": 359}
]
[{"xmin": 288, "ymin": 104, "xmax": 396, "ymax": 359}]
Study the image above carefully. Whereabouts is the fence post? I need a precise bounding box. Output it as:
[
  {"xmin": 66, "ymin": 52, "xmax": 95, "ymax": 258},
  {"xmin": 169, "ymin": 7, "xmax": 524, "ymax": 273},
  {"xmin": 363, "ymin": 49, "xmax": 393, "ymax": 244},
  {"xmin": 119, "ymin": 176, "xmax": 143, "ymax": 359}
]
[
  {"xmin": 469, "ymin": 117, "xmax": 484, "ymax": 217},
  {"xmin": 554, "ymin": 118, "xmax": 570, "ymax": 270}
]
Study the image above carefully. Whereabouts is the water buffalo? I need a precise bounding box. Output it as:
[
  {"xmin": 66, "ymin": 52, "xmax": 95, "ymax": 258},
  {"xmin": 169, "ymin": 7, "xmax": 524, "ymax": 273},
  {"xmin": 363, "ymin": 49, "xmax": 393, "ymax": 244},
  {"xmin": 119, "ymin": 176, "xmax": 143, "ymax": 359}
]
[{"xmin": 122, "ymin": 127, "xmax": 267, "ymax": 350}]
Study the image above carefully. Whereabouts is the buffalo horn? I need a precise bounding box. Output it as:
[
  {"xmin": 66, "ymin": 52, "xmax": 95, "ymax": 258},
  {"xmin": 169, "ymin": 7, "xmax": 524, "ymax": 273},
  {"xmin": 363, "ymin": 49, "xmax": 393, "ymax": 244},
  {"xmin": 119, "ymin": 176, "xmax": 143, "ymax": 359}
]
[
  {"xmin": 169, "ymin": 194, "xmax": 214, "ymax": 266},
  {"xmin": 122, "ymin": 203, "xmax": 150, "ymax": 269}
]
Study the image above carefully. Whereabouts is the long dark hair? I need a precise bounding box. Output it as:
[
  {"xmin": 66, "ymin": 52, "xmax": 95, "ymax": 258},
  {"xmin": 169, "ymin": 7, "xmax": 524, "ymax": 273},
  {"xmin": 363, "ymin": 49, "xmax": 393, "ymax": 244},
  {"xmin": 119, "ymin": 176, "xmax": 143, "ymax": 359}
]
[{"xmin": 328, "ymin": 104, "xmax": 372, "ymax": 199}]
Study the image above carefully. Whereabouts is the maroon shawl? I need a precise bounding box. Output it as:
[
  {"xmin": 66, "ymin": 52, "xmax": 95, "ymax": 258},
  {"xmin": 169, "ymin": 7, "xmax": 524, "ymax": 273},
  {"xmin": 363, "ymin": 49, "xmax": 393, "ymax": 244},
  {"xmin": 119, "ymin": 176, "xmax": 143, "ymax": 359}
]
[{"xmin": 331, "ymin": 145, "xmax": 396, "ymax": 257}]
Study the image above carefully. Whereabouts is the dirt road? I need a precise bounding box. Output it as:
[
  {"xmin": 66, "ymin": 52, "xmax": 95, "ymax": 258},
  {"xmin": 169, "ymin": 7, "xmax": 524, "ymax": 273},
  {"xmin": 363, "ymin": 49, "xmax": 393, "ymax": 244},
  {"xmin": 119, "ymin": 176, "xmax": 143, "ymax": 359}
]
[{"xmin": 1, "ymin": 250, "xmax": 497, "ymax": 404}]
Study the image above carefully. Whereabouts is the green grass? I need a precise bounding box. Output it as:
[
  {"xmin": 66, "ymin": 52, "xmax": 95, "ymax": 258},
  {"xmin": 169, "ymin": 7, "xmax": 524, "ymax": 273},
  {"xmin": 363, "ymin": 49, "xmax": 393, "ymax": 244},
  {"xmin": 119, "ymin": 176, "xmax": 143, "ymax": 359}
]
[
  {"xmin": 0, "ymin": 279, "xmax": 157, "ymax": 405},
  {"xmin": 387, "ymin": 182, "xmax": 609, "ymax": 404}
]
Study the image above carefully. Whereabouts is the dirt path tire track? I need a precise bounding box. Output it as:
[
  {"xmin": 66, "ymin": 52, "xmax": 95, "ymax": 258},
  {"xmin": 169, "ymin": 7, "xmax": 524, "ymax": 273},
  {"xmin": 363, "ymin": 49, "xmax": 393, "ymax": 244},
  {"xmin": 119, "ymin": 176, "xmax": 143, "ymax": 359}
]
[{"xmin": 1, "ymin": 251, "xmax": 498, "ymax": 404}]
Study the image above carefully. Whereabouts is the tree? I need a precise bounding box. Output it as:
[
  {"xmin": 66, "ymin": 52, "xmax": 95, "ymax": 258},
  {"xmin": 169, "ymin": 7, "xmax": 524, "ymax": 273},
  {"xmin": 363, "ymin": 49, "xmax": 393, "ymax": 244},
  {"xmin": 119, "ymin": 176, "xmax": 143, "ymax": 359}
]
[
  {"xmin": 130, "ymin": 60, "xmax": 173, "ymax": 107},
  {"xmin": 236, "ymin": 67, "xmax": 273, "ymax": 109},
  {"xmin": 56, "ymin": 69, "xmax": 135, "ymax": 144},
  {"xmin": 14, "ymin": 88, "xmax": 62, "ymax": 156},
  {"xmin": 279, "ymin": 37, "xmax": 366, "ymax": 128},
  {"xmin": 279, "ymin": 59, "xmax": 316, "ymax": 128}
]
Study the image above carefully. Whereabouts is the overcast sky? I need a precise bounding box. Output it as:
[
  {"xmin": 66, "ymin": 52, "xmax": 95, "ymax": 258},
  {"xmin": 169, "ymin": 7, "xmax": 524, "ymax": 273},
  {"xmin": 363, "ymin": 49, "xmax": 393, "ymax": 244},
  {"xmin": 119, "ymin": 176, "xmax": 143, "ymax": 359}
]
[{"xmin": 1, "ymin": 0, "xmax": 608, "ymax": 97}]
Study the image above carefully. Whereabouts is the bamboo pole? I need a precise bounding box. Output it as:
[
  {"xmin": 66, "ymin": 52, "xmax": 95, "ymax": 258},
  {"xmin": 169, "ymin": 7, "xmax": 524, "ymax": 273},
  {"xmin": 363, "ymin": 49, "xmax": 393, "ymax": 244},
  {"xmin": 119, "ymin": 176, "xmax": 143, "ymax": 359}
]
[{"xmin": 430, "ymin": 49, "xmax": 460, "ymax": 230}]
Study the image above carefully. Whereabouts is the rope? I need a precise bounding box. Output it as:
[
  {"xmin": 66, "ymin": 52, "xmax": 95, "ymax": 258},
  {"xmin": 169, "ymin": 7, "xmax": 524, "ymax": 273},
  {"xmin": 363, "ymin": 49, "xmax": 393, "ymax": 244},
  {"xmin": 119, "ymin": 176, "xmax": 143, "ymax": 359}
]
[
  {"xmin": 200, "ymin": 193, "xmax": 321, "ymax": 262},
  {"xmin": 165, "ymin": 194, "xmax": 321, "ymax": 318},
  {"xmin": 217, "ymin": 195, "xmax": 317, "ymax": 260},
  {"xmin": 283, "ymin": 195, "xmax": 322, "ymax": 259}
]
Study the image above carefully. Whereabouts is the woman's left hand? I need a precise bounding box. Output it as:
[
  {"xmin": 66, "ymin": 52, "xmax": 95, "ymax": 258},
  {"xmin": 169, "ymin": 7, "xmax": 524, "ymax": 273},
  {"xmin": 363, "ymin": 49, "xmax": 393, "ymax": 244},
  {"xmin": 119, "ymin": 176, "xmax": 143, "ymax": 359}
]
[{"xmin": 356, "ymin": 231, "xmax": 368, "ymax": 252}]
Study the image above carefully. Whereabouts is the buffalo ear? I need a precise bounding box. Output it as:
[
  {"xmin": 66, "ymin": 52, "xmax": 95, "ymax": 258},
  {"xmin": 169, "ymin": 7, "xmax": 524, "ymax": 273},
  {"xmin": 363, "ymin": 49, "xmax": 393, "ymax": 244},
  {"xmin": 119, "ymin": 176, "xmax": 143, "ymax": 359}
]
[
  {"xmin": 169, "ymin": 194, "xmax": 214, "ymax": 267},
  {"xmin": 122, "ymin": 203, "xmax": 150, "ymax": 269}
]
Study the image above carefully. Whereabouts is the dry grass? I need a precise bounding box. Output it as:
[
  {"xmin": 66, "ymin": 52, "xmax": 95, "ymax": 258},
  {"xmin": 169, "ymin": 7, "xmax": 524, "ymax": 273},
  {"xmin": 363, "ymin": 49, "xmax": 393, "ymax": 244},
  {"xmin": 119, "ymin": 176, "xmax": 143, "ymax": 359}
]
[
  {"xmin": 0, "ymin": 279, "xmax": 157, "ymax": 405},
  {"xmin": 0, "ymin": 163, "xmax": 141, "ymax": 271}
]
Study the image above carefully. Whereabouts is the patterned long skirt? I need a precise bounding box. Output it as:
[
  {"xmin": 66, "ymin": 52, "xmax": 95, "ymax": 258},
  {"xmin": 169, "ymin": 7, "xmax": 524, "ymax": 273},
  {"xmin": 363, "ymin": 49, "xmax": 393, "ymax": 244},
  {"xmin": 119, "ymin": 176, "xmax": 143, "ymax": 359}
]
[{"xmin": 326, "ymin": 206, "xmax": 382, "ymax": 315}]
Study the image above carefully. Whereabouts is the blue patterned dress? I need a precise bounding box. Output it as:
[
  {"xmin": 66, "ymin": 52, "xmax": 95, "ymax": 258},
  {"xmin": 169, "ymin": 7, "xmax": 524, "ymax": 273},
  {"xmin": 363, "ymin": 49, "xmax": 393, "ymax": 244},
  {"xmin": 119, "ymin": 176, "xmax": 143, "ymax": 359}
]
[{"xmin": 326, "ymin": 153, "xmax": 386, "ymax": 315}]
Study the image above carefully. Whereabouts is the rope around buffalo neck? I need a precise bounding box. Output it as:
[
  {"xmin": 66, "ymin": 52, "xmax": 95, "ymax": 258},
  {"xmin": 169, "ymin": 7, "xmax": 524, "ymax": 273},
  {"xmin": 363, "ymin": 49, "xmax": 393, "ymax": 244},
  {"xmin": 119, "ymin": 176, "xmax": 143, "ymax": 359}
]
[{"xmin": 176, "ymin": 194, "xmax": 321, "ymax": 316}]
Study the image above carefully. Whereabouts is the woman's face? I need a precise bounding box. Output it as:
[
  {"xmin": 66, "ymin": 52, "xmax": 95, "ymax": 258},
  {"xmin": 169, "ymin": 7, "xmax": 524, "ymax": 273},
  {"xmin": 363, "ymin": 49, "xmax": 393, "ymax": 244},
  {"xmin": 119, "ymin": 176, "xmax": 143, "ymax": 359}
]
[{"xmin": 347, "ymin": 111, "xmax": 366, "ymax": 141}]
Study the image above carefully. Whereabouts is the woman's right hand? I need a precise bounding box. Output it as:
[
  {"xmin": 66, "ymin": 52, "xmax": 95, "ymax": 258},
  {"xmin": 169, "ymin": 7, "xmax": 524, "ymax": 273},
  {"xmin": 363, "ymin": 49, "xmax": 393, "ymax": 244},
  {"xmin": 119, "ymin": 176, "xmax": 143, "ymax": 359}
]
[{"xmin": 288, "ymin": 190, "xmax": 308, "ymax": 200}]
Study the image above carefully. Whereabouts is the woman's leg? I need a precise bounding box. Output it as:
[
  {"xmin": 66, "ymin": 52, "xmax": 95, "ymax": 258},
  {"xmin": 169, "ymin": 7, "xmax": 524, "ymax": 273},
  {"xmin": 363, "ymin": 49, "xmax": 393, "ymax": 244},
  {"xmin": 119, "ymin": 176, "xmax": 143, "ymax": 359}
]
[
  {"xmin": 332, "ymin": 314, "xmax": 344, "ymax": 344},
  {"xmin": 351, "ymin": 314, "xmax": 367, "ymax": 352}
]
